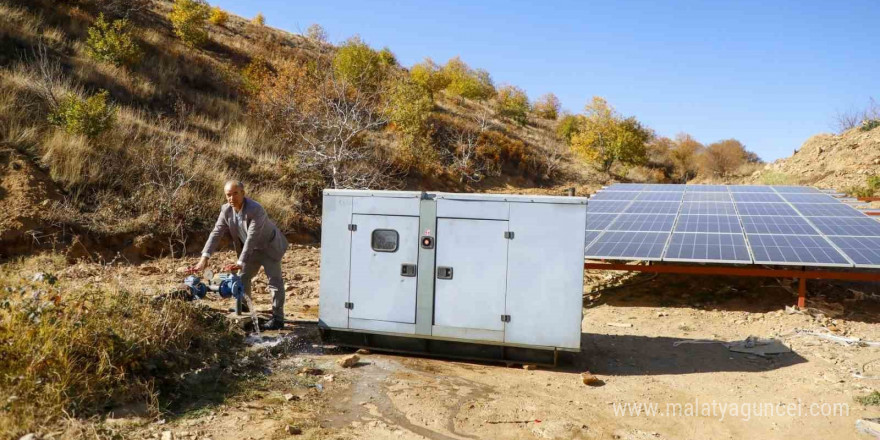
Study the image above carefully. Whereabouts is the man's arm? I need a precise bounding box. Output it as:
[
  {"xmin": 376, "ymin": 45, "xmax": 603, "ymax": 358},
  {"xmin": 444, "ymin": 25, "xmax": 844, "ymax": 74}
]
[
  {"xmin": 194, "ymin": 206, "xmax": 230, "ymax": 271},
  {"xmin": 238, "ymin": 203, "xmax": 268, "ymax": 267}
]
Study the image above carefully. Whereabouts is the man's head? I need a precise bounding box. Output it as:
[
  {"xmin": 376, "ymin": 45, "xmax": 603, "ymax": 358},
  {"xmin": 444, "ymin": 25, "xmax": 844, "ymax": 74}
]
[{"xmin": 224, "ymin": 180, "xmax": 245, "ymax": 211}]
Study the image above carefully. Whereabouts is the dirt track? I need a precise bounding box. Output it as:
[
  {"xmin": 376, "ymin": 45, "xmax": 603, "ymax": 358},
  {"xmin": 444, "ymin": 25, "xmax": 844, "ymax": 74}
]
[{"xmin": 91, "ymin": 245, "xmax": 880, "ymax": 439}]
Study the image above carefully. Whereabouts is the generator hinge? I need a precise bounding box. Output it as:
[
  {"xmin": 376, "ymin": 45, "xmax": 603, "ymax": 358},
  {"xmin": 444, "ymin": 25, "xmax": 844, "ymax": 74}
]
[
  {"xmin": 347, "ymin": 224, "xmax": 357, "ymax": 232},
  {"xmin": 501, "ymin": 314, "xmax": 511, "ymax": 322},
  {"xmin": 504, "ymin": 231, "xmax": 514, "ymax": 239},
  {"xmin": 344, "ymin": 302, "xmax": 354, "ymax": 309}
]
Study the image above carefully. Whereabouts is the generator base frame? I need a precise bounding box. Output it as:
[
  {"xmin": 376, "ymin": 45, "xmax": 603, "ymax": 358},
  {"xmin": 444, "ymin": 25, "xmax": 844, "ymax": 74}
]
[{"xmin": 320, "ymin": 327, "xmax": 562, "ymax": 367}]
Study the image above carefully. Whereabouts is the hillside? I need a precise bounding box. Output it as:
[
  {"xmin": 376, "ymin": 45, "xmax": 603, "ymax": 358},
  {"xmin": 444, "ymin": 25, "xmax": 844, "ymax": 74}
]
[
  {"xmin": 0, "ymin": 0, "xmax": 585, "ymax": 260},
  {"xmin": 747, "ymin": 127, "xmax": 880, "ymax": 191}
]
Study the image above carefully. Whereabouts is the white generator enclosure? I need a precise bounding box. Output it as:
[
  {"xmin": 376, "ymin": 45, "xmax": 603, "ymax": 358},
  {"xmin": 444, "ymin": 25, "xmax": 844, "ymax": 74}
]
[{"xmin": 318, "ymin": 190, "xmax": 588, "ymax": 362}]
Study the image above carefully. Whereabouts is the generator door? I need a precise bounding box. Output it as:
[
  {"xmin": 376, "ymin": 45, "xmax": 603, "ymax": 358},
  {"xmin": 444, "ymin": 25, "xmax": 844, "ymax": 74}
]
[
  {"xmin": 434, "ymin": 218, "xmax": 509, "ymax": 332},
  {"xmin": 348, "ymin": 214, "xmax": 420, "ymax": 324}
]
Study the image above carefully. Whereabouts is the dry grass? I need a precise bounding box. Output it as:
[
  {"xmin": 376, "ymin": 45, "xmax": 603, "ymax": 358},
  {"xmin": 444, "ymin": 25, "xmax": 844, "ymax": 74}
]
[{"xmin": 0, "ymin": 253, "xmax": 246, "ymax": 438}]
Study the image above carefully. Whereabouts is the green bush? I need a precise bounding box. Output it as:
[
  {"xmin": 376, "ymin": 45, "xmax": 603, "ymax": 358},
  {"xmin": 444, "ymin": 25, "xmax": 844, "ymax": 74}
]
[
  {"xmin": 208, "ymin": 6, "xmax": 229, "ymax": 26},
  {"xmin": 556, "ymin": 114, "xmax": 581, "ymax": 145},
  {"xmin": 169, "ymin": 0, "xmax": 210, "ymax": 47},
  {"xmin": 332, "ymin": 37, "xmax": 386, "ymax": 91},
  {"xmin": 85, "ymin": 13, "xmax": 142, "ymax": 67},
  {"xmin": 861, "ymin": 119, "xmax": 880, "ymax": 132},
  {"xmin": 855, "ymin": 391, "xmax": 880, "ymax": 406},
  {"xmin": 494, "ymin": 85, "xmax": 530, "ymax": 125},
  {"xmin": 48, "ymin": 90, "xmax": 116, "ymax": 138}
]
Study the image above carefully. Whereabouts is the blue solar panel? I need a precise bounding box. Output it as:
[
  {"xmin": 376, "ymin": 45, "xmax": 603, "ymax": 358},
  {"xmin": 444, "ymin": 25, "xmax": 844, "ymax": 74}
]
[
  {"xmin": 747, "ymin": 234, "xmax": 850, "ymax": 266},
  {"xmin": 584, "ymin": 231, "xmax": 668, "ymax": 260},
  {"xmin": 590, "ymin": 191, "xmax": 640, "ymax": 201},
  {"xmin": 624, "ymin": 202, "xmax": 681, "ymax": 214},
  {"xmin": 585, "ymin": 231, "xmax": 601, "ymax": 248},
  {"xmin": 588, "ymin": 200, "xmax": 632, "ymax": 213},
  {"xmin": 678, "ymin": 202, "xmax": 737, "ymax": 216},
  {"xmin": 607, "ymin": 214, "xmax": 676, "ymax": 232},
  {"xmin": 674, "ymin": 215, "xmax": 743, "ymax": 233},
  {"xmin": 809, "ymin": 217, "xmax": 880, "ymax": 237},
  {"xmin": 586, "ymin": 213, "xmax": 619, "ymax": 230},
  {"xmin": 664, "ymin": 233, "xmax": 751, "ymax": 263},
  {"xmin": 729, "ymin": 185, "xmax": 776, "ymax": 193},
  {"xmin": 636, "ymin": 192, "xmax": 683, "ymax": 201},
  {"xmin": 683, "ymin": 192, "xmax": 731, "ymax": 202},
  {"xmin": 735, "ymin": 203, "xmax": 799, "ymax": 216},
  {"xmin": 604, "ymin": 184, "xmax": 647, "ymax": 191},
  {"xmin": 773, "ymin": 186, "xmax": 821, "ymax": 193},
  {"xmin": 685, "ymin": 185, "xmax": 729, "ymax": 192},
  {"xmin": 740, "ymin": 216, "xmax": 818, "ymax": 235},
  {"xmin": 793, "ymin": 203, "xmax": 863, "ymax": 217},
  {"xmin": 732, "ymin": 192, "xmax": 784, "ymax": 203},
  {"xmin": 782, "ymin": 194, "xmax": 838, "ymax": 204},
  {"xmin": 827, "ymin": 237, "xmax": 880, "ymax": 268},
  {"xmin": 643, "ymin": 184, "xmax": 686, "ymax": 192}
]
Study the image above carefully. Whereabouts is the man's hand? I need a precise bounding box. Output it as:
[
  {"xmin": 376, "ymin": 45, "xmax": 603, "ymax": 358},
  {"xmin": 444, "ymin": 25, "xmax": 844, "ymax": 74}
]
[
  {"xmin": 222, "ymin": 263, "xmax": 242, "ymax": 273},
  {"xmin": 188, "ymin": 256, "xmax": 208, "ymax": 274}
]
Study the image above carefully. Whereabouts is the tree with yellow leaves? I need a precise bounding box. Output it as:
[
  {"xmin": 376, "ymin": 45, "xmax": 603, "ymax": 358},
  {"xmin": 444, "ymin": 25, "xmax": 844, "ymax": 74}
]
[{"xmin": 570, "ymin": 97, "xmax": 652, "ymax": 174}]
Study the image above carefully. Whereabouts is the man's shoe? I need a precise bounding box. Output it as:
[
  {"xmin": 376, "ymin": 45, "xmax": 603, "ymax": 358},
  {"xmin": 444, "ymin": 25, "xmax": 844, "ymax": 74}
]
[{"xmin": 260, "ymin": 318, "xmax": 284, "ymax": 331}]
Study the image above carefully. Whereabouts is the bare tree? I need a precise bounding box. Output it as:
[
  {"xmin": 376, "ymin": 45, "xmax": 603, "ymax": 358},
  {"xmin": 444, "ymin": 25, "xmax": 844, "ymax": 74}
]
[
  {"xmin": 255, "ymin": 58, "xmax": 395, "ymax": 189},
  {"xmin": 32, "ymin": 44, "xmax": 64, "ymax": 109},
  {"xmin": 833, "ymin": 98, "xmax": 880, "ymax": 133}
]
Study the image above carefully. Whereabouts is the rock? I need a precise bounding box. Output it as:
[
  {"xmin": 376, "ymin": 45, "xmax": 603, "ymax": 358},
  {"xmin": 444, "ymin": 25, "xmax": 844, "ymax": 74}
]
[
  {"xmin": 356, "ymin": 348, "xmax": 371, "ymax": 355},
  {"xmin": 161, "ymin": 431, "xmax": 173, "ymax": 440},
  {"xmin": 285, "ymin": 425, "xmax": 302, "ymax": 435},
  {"xmin": 656, "ymin": 312, "xmax": 668, "ymax": 317},
  {"xmin": 581, "ymin": 372, "xmax": 603, "ymax": 386},
  {"xmin": 293, "ymin": 274, "xmax": 304, "ymax": 281},
  {"xmin": 523, "ymin": 364, "xmax": 538, "ymax": 371},
  {"xmin": 337, "ymin": 354, "xmax": 360, "ymax": 368},
  {"xmin": 299, "ymin": 367, "xmax": 323, "ymax": 376},
  {"xmin": 322, "ymin": 374, "xmax": 335, "ymax": 382},
  {"xmin": 284, "ymin": 393, "xmax": 299, "ymax": 402},
  {"xmin": 19, "ymin": 434, "xmax": 37, "ymax": 440}
]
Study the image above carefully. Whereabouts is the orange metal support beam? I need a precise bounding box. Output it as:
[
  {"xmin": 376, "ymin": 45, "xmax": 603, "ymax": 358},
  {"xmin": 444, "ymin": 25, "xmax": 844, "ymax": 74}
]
[
  {"xmin": 866, "ymin": 211, "xmax": 880, "ymax": 216},
  {"xmin": 857, "ymin": 197, "xmax": 880, "ymax": 202},
  {"xmin": 583, "ymin": 262, "xmax": 880, "ymax": 308}
]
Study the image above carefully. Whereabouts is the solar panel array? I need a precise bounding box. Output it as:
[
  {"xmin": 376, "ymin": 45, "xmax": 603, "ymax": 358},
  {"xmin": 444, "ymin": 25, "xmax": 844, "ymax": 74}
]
[{"xmin": 584, "ymin": 184, "xmax": 880, "ymax": 268}]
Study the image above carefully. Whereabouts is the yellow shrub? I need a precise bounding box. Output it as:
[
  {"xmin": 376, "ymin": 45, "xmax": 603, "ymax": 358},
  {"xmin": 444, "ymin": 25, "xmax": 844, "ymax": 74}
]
[
  {"xmin": 169, "ymin": 0, "xmax": 210, "ymax": 47},
  {"xmin": 208, "ymin": 6, "xmax": 229, "ymax": 26},
  {"xmin": 85, "ymin": 13, "xmax": 142, "ymax": 67},
  {"xmin": 47, "ymin": 90, "xmax": 116, "ymax": 138},
  {"xmin": 251, "ymin": 13, "xmax": 265, "ymax": 26}
]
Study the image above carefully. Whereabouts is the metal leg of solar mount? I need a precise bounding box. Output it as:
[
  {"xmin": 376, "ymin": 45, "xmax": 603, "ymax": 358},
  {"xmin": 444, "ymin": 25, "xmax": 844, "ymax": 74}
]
[{"xmin": 797, "ymin": 277, "xmax": 806, "ymax": 309}]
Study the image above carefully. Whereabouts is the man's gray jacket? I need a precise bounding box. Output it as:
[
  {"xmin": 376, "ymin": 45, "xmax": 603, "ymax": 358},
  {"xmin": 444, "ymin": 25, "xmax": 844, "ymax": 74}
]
[{"xmin": 201, "ymin": 198, "xmax": 289, "ymax": 265}]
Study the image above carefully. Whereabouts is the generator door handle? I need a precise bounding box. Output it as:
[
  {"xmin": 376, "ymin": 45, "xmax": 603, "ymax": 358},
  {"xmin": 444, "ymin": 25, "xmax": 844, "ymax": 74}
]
[
  {"xmin": 436, "ymin": 266, "xmax": 453, "ymax": 280},
  {"xmin": 401, "ymin": 263, "xmax": 417, "ymax": 277}
]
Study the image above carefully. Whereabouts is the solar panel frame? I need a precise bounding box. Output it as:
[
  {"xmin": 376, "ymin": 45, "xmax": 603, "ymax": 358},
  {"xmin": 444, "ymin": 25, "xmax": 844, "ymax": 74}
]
[
  {"xmin": 746, "ymin": 234, "xmax": 852, "ymax": 267},
  {"xmin": 636, "ymin": 192, "xmax": 684, "ymax": 202},
  {"xmin": 772, "ymin": 186, "xmax": 821, "ymax": 193},
  {"xmin": 674, "ymin": 215, "xmax": 743, "ymax": 234},
  {"xmin": 589, "ymin": 191, "xmax": 641, "ymax": 201},
  {"xmin": 808, "ymin": 217, "xmax": 880, "ymax": 237},
  {"xmin": 740, "ymin": 215, "xmax": 820, "ymax": 235},
  {"xmin": 607, "ymin": 214, "xmax": 677, "ymax": 232},
  {"xmin": 792, "ymin": 203, "xmax": 864, "ymax": 217},
  {"xmin": 728, "ymin": 185, "xmax": 776, "ymax": 193},
  {"xmin": 732, "ymin": 192, "xmax": 785, "ymax": 203},
  {"xmin": 827, "ymin": 236, "xmax": 880, "ymax": 268},
  {"xmin": 587, "ymin": 200, "xmax": 633, "ymax": 213},
  {"xmin": 586, "ymin": 213, "xmax": 620, "ymax": 231},
  {"xmin": 663, "ymin": 233, "xmax": 751, "ymax": 264},
  {"xmin": 678, "ymin": 202, "xmax": 738, "ymax": 216},
  {"xmin": 685, "ymin": 185, "xmax": 729, "ymax": 192},
  {"xmin": 734, "ymin": 203, "xmax": 800, "ymax": 216},
  {"xmin": 584, "ymin": 231, "xmax": 668, "ymax": 261},
  {"xmin": 781, "ymin": 194, "xmax": 839, "ymax": 204},
  {"xmin": 683, "ymin": 192, "xmax": 732, "ymax": 202},
  {"xmin": 603, "ymin": 183, "xmax": 647, "ymax": 191},
  {"xmin": 624, "ymin": 202, "xmax": 681, "ymax": 214}
]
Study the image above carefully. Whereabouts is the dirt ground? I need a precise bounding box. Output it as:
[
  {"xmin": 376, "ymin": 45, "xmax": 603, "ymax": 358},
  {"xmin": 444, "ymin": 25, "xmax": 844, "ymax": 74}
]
[{"xmin": 45, "ymin": 245, "xmax": 880, "ymax": 439}]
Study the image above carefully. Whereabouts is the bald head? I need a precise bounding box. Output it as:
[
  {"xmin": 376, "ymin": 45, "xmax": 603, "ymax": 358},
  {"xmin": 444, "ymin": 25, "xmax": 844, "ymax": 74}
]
[{"xmin": 224, "ymin": 180, "xmax": 245, "ymax": 211}]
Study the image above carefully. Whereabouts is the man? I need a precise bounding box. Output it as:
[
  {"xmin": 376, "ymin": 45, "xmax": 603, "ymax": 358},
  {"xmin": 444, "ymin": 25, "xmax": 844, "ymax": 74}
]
[{"xmin": 191, "ymin": 180, "xmax": 289, "ymax": 330}]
